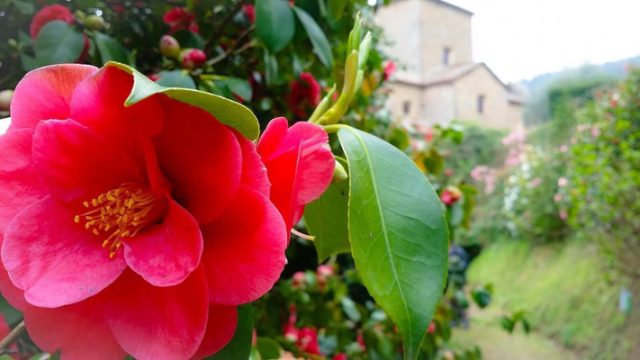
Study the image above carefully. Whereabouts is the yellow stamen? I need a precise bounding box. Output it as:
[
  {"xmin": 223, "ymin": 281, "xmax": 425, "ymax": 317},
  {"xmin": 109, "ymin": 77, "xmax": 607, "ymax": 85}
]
[{"xmin": 75, "ymin": 183, "xmax": 165, "ymax": 260}]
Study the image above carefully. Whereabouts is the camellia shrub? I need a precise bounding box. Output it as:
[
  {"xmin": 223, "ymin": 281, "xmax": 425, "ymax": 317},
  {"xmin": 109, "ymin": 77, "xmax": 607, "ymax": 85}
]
[{"xmin": 0, "ymin": 1, "xmax": 456, "ymax": 360}]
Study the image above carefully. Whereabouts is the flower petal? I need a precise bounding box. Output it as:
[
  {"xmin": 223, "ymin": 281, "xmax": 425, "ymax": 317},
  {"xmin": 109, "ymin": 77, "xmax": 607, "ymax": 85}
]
[
  {"xmin": 191, "ymin": 305, "xmax": 238, "ymax": 359},
  {"xmin": 70, "ymin": 66, "xmax": 164, "ymax": 165},
  {"xmin": 2, "ymin": 196, "xmax": 126, "ymax": 308},
  {"xmin": 257, "ymin": 118, "xmax": 334, "ymax": 229},
  {"xmin": 235, "ymin": 130, "xmax": 270, "ymax": 197},
  {"xmin": 0, "ymin": 266, "xmax": 28, "ymax": 311},
  {"xmin": 202, "ymin": 187, "xmax": 287, "ymax": 305},
  {"xmin": 124, "ymin": 198, "xmax": 203, "ymax": 287},
  {"xmin": 9, "ymin": 64, "xmax": 97, "ymax": 131},
  {"xmin": 32, "ymin": 120, "xmax": 143, "ymax": 203},
  {"xmin": 155, "ymin": 98, "xmax": 242, "ymax": 224},
  {"xmin": 0, "ymin": 129, "xmax": 47, "ymax": 235},
  {"xmin": 105, "ymin": 269, "xmax": 209, "ymax": 360},
  {"xmin": 24, "ymin": 297, "xmax": 126, "ymax": 360}
]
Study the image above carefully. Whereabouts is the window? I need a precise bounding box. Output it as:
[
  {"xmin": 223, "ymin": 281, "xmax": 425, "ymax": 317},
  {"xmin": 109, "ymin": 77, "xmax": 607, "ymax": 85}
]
[
  {"xmin": 477, "ymin": 95, "xmax": 485, "ymax": 114},
  {"xmin": 403, "ymin": 101, "xmax": 411, "ymax": 115},
  {"xmin": 443, "ymin": 47, "xmax": 451, "ymax": 66}
]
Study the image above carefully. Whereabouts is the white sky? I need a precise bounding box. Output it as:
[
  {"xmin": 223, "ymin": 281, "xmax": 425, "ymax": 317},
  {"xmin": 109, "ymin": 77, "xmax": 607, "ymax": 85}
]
[{"xmin": 444, "ymin": 0, "xmax": 640, "ymax": 83}]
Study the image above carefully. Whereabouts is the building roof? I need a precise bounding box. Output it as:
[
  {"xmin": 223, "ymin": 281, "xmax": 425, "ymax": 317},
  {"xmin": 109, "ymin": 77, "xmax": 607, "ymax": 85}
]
[
  {"xmin": 422, "ymin": 63, "xmax": 480, "ymax": 86},
  {"xmin": 394, "ymin": 62, "xmax": 526, "ymax": 104}
]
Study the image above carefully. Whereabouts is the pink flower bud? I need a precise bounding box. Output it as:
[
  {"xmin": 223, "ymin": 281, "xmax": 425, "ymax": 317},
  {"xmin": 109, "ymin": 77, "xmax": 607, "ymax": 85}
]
[
  {"xmin": 181, "ymin": 48, "xmax": 206, "ymax": 69},
  {"xmin": 160, "ymin": 35, "xmax": 181, "ymax": 59},
  {"xmin": 292, "ymin": 271, "xmax": 306, "ymax": 288}
]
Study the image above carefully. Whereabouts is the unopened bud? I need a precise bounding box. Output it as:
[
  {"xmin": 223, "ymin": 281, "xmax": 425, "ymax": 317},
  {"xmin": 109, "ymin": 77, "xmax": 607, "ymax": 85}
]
[
  {"xmin": 84, "ymin": 15, "xmax": 105, "ymax": 30},
  {"xmin": 181, "ymin": 48, "xmax": 206, "ymax": 70},
  {"xmin": 160, "ymin": 35, "xmax": 181, "ymax": 59},
  {"xmin": 332, "ymin": 160, "xmax": 348, "ymax": 183},
  {"xmin": 0, "ymin": 90, "xmax": 14, "ymax": 112}
]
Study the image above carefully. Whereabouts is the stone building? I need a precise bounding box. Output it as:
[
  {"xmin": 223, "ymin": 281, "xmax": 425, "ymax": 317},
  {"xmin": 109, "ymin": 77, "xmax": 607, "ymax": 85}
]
[{"xmin": 375, "ymin": 0, "xmax": 525, "ymax": 131}]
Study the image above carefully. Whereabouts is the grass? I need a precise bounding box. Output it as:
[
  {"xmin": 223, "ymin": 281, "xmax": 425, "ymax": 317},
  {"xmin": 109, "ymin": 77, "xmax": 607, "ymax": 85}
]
[
  {"xmin": 452, "ymin": 311, "xmax": 578, "ymax": 360},
  {"xmin": 466, "ymin": 238, "xmax": 639, "ymax": 359}
]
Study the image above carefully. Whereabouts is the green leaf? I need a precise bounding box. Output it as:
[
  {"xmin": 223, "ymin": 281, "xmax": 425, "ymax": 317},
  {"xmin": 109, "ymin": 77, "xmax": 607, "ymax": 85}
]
[
  {"xmin": 327, "ymin": 0, "xmax": 348, "ymax": 21},
  {"xmin": 219, "ymin": 77, "xmax": 253, "ymax": 102},
  {"xmin": 156, "ymin": 70, "xmax": 196, "ymax": 89},
  {"xmin": 94, "ymin": 32, "xmax": 131, "ymax": 65},
  {"xmin": 304, "ymin": 181, "xmax": 350, "ymax": 261},
  {"xmin": 263, "ymin": 50, "xmax": 279, "ymax": 87},
  {"xmin": 106, "ymin": 62, "xmax": 260, "ymax": 140},
  {"xmin": 256, "ymin": 0, "xmax": 295, "ymax": 52},
  {"xmin": 34, "ymin": 21, "xmax": 84, "ymax": 65},
  {"xmin": 293, "ymin": 7, "xmax": 333, "ymax": 68},
  {"xmin": 209, "ymin": 305, "xmax": 254, "ymax": 359},
  {"xmin": 337, "ymin": 127, "xmax": 448, "ymax": 360},
  {"xmin": 173, "ymin": 30, "xmax": 205, "ymax": 50},
  {"xmin": 255, "ymin": 338, "xmax": 282, "ymax": 359}
]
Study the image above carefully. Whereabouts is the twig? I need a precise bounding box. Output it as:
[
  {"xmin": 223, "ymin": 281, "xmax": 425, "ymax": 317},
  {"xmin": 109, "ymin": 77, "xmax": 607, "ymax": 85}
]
[
  {"xmin": 206, "ymin": 26, "xmax": 255, "ymax": 67},
  {"xmin": 205, "ymin": 0, "xmax": 245, "ymax": 51},
  {"xmin": 0, "ymin": 320, "xmax": 25, "ymax": 351}
]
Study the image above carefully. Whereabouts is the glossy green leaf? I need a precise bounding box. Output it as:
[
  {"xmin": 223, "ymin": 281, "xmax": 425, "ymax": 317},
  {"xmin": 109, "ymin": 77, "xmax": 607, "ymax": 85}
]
[
  {"xmin": 293, "ymin": 7, "xmax": 333, "ymax": 68},
  {"xmin": 107, "ymin": 62, "xmax": 259, "ymax": 140},
  {"xmin": 256, "ymin": 0, "xmax": 295, "ymax": 52},
  {"xmin": 94, "ymin": 32, "xmax": 131, "ymax": 65},
  {"xmin": 304, "ymin": 181, "xmax": 350, "ymax": 261},
  {"xmin": 34, "ymin": 21, "xmax": 84, "ymax": 65},
  {"xmin": 255, "ymin": 338, "xmax": 282, "ymax": 359},
  {"xmin": 219, "ymin": 77, "xmax": 253, "ymax": 102},
  {"xmin": 209, "ymin": 305, "xmax": 254, "ymax": 360},
  {"xmin": 337, "ymin": 126, "xmax": 448, "ymax": 360},
  {"xmin": 156, "ymin": 70, "xmax": 196, "ymax": 89}
]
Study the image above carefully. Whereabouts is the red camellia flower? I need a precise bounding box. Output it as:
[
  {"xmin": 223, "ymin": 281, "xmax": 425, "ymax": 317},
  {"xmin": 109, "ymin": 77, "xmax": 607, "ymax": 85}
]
[
  {"xmin": 30, "ymin": 4, "xmax": 75, "ymax": 38},
  {"xmin": 163, "ymin": 7, "xmax": 199, "ymax": 34},
  {"xmin": 257, "ymin": 117, "xmax": 334, "ymax": 231},
  {"xmin": 297, "ymin": 327, "xmax": 321, "ymax": 355},
  {"xmin": 0, "ymin": 64, "xmax": 332, "ymax": 359},
  {"xmin": 286, "ymin": 72, "xmax": 322, "ymax": 119},
  {"xmin": 333, "ymin": 353, "xmax": 348, "ymax": 360}
]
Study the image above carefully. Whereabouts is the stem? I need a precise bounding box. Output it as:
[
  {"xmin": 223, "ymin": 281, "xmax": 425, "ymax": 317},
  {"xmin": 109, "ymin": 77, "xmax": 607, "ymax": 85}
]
[
  {"xmin": 0, "ymin": 320, "xmax": 25, "ymax": 351},
  {"xmin": 291, "ymin": 228, "xmax": 315, "ymax": 241},
  {"xmin": 323, "ymin": 124, "xmax": 349, "ymax": 134}
]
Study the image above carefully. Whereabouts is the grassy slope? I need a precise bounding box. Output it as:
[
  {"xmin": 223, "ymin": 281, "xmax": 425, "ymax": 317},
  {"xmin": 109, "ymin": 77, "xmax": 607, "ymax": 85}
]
[{"xmin": 467, "ymin": 239, "xmax": 638, "ymax": 359}]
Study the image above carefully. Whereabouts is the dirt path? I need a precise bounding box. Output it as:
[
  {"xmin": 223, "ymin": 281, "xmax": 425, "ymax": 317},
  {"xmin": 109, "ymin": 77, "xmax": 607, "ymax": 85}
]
[{"xmin": 451, "ymin": 309, "xmax": 579, "ymax": 360}]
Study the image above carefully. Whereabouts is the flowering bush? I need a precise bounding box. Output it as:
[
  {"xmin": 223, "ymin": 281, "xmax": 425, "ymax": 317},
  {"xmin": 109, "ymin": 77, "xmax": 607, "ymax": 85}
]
[{"xmin": 570, "ymin": 68, "xmax": 640, "ymax": 278}]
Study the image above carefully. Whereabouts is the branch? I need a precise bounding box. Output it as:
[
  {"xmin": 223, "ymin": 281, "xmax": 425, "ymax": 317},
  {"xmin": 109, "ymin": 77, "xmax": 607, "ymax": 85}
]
[{"xmin": 0, "ymin": 320, "xmax": 25, "ymax": 352}]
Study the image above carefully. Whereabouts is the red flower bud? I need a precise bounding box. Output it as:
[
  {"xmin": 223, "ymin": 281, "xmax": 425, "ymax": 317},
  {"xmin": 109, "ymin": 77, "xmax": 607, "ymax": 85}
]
[
  {"xmin": 440, "ymin": 186, "xmax": 462, "ymax": 206},
  {"xmin": 242, "ymin": 4, "xmax": 256, "ymax": 24},
  {"xmin": 333, "ymin": 353, "xmax": 348, "ymax": 360},
  {"xmin": 292, "ymin": 271, "xmax": 306, "ymax": 288},
  {"xmin": 427, "ymin": 321, "xmax": 436, "ymax": 334},
  {"xmin": 181, "ymin": 48, "xmax": 207, "ymax": 70},
  {"xmin": 383, "ymin": 60, "xmax": 396, "ymax": 81},
  {"xmin": 160, "ymin": 35, "xmax": 181, "ymax": 59}
]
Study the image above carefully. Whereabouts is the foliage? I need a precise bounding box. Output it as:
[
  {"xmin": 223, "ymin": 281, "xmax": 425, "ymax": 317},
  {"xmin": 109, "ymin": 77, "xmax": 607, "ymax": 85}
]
[{"xmin": 570, "ymin": 68, "xmax": 640, "ymax": 279}]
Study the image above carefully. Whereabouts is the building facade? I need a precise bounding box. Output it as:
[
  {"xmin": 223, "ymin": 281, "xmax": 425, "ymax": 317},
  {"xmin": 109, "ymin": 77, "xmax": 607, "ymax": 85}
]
[{"xmin": 375, "ymin": 0, "xmax": 524, "ymax": 131}]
